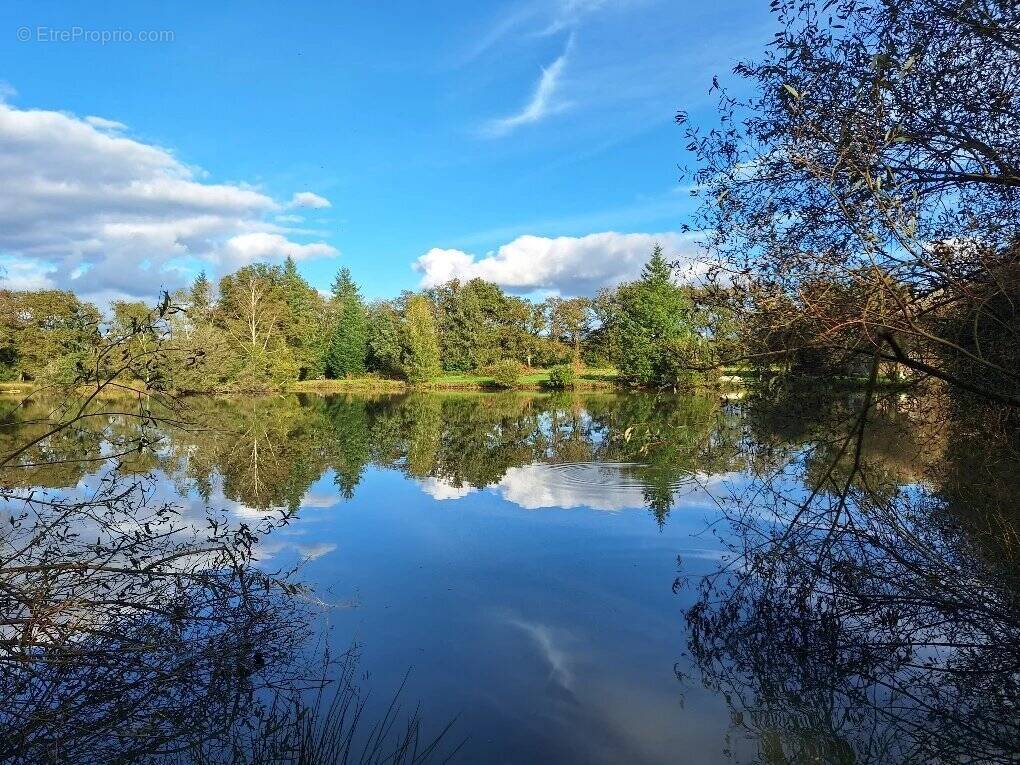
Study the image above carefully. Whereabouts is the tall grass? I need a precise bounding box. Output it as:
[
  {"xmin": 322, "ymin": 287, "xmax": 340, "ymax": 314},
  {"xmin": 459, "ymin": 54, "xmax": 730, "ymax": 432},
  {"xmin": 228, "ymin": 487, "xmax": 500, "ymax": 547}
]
[{"xmin": 168, "ymin": 652, "xmax": 463, "ymax": 765}]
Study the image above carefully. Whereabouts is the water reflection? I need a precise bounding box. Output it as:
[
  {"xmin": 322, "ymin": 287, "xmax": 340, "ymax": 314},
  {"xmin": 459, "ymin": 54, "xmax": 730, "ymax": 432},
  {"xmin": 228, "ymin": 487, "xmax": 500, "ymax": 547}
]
[
  {"xmin": 1, "ymin": 388, "xmax": 1018, "ymax": 762},
  {"xmin": 0, "ymin": 394, "xmax": 457, "ymax": 763},
  {"xmin": 0, "ymin": 392, "xmax": 742, "ymax": 525},
  {"xmin": 680, "ymin": 383, "xmax": 1020, "ymax": 764},
  {"xmin": 0, "ymin": 465, "xmax": 312, "ymax": 763}
]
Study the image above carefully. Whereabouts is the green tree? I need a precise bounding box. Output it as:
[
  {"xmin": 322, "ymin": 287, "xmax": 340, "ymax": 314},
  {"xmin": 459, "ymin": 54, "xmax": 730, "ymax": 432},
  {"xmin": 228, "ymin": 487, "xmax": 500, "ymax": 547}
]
[
  {"xmin": 282, "ymin": 257, "xmax": 327, "ymax": 380},
  {"xmin": 217, "ymin": 264, "xmax": 297, "ymax": 388},
  {"xmin": 429, "ymin": 278, "xmax": 521, "ymax": 370},
  {"xmin": 189, "ymin": 271, "xmax": 213, "ymax": 323},
  {"xmin": 488, "ymin": 359, "xmax": 523, "ymax": 389},
  {"xmin": 401, "ymin": 295, "xmax": 441, "ymax": 385},
  {"xmin": 681, "ymin": 0, "xmax": 1020, "ymax": 408},
  {"xmin": 587, "ymin": 287, "xmax": 621, "ymax": 366},
  {"xmin": 428, "ymin": 280, "xmax": 473, "ymax": 372},
  {"xmin": 502, "ymin": 296, "xmax": 538, "ymax": 368},
  {"xmin": 323, "ymin": 395, "xmax": 372, "ymax": 498},
  {"xmin": 548, "ymin": 296, "xmax": 592, "ymax": 365},
  {"xmin": 110, "ymin": 300, "xmax": 164, "ymax": 386},
  {"xmin": 366, "ymin": 300, "xmax": 403, "ymax": 376},
  {"xmin": 402, "ymin": 394, "xmax": 443, "ymax": 478},
  {"xmin": 0, "ymin": 290, "xmax": 101, "ymax": 383},
  {"xmin": 613, "ymin": 246, "xmax": 700, "ymax": 388},
  {"xmin": 324, "ymin": 267, "xmax": 367, "ymax": 378}
]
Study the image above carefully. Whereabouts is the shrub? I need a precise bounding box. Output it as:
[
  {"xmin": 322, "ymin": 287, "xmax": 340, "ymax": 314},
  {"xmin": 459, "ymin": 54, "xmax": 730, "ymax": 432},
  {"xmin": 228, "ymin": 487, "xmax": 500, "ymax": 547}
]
[
  {"xmin": 656, "ymin": 339, "xmax": 718, "ymax": 390},
  {"xmin": 487, "ymin": 359, "xmax": 524, "ymax": 389},
  {"xmin": 546, "ymin": 364, "xmax": 577, "ymax": 390}
]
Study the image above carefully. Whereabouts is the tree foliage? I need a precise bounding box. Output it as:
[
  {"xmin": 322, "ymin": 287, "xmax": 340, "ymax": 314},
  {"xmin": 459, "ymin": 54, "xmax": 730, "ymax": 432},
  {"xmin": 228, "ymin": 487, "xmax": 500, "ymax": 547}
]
[
  {"xmin": 612, "ymin": 247, "xmax": 702, "ymax": 388},
  {"xmin": 324, "ymin": 267, "xmax": 368, "ymax": 378},
  {"xmin": 283, "ymin": 257, "xmax": 327, "ymax": 380},
  {"xmin": 0, "ymin": 249, "xmax": 726, "ymax": 391},
  {"xmin": 0, "ymin": 290, "xmax": 100, "ymax": 383},
  {"xmin": 401, "ymin": 294, "xmax": 441, "ymax": 385},
  {"xmin": 680, "ymin": 0, "xmax": 1020, "ymax": 406},
  {"xmin": 217, "ymin": 264, "xmax": 298, "ymax": 387}
]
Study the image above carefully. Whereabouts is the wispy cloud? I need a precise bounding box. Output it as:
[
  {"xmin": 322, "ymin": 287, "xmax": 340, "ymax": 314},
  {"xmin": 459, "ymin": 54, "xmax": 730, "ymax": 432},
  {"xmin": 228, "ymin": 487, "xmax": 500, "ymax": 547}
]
[
  {"xmin": 482, "ymin": 40, "xmax": 571, "ymax": 137},
  {"xmin": 540, "ymin": 0, "xmax": 609, "ymax": 36},
  {"xmin": 462, "ymin": 0, "xmax": 609, "ymax": 63},
  {"xmin": 460, "ymin": 5, "xmax": 542, "ymax": 64},
  {"xmin": 288, "ymin": 191, "xmax": 331, "ymax": 209},
  {"xmin": 505, "ymin": 615, "xmax": 578, "ymax": 697},
  {"xmin": 84, "ymin": 115, "xmax": 127, "ymax": 131}
]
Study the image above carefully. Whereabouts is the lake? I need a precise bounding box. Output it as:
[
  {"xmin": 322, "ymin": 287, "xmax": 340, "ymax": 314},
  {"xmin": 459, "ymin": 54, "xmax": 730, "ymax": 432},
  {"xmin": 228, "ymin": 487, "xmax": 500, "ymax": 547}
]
[{"xmin": 1, "ymin": 389, "xmax": 1017, "ymax": 764}]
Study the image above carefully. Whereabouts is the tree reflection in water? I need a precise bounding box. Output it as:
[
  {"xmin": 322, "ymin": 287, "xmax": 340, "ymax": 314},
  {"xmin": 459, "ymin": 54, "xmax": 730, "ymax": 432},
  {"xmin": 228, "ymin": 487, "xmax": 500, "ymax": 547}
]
[
  {"xmin": 4, "ymin": 385, "xmax": 1018, "ymax": 762},
  {"xmin": 679, "ymin": 381, "xmax": 1020, "ymax": 764},
  {"xmin": 0, "ymin": 392, "xmax": 456, "ymax": 764},
  {"xmin": 143, "ymin": 391, "xmax": 745, "ymax": 526}
]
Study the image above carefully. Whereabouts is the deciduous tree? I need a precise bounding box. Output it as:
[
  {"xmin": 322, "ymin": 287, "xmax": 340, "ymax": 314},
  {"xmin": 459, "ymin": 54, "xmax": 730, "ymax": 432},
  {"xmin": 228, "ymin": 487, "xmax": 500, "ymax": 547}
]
[{"xmin": 401, "ymin": 294, "xmax": 441, "ymax": 385}]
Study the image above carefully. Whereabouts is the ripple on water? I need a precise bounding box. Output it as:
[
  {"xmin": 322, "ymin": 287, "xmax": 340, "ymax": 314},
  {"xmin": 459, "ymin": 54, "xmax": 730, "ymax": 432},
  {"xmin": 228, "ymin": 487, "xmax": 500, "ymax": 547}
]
[{"xmin": 539, "ymin": 462, "xmax": 693, "ymax": 496}]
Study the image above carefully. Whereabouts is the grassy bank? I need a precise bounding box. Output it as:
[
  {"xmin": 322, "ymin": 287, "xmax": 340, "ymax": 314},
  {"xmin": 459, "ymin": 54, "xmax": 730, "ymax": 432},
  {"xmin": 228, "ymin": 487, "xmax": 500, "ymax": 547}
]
[
  {"xmin": 0, "ymin": 380, "xmax": 152, "ymax": 399},
  {"xmin": 290, "ymin": 367, "xmax": 620, "ymax": 393},
  {"xmin": 0, "ymin": 366, "xmax": 760, "ymax": 398}
]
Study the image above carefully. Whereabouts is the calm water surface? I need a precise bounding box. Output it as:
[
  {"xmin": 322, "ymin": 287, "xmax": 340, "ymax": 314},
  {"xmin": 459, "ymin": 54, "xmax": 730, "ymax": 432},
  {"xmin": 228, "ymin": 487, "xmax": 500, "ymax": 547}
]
[{"xmin": 3, "ymin": 390, "xmax": 1017, "ymax": 763}]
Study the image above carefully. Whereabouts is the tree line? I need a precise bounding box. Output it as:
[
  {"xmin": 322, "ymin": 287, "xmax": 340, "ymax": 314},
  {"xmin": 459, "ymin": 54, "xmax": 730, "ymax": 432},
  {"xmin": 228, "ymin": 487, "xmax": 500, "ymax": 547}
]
[{"xmin": 0, "ymin": 247, "xmax": 735, "ymax": 392}]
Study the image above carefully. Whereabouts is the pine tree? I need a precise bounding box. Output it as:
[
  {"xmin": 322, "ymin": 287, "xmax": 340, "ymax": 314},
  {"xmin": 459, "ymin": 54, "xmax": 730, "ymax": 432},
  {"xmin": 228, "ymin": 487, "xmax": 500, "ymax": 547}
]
[
  {"xmin": 366, "ymin": 301, "xmax": 403, "ymax": 376},
  {"xmin": 324, "ymin": 267, "xmax": 368, "ymax": 378},
  {"xmin": 402, "ymin": 295, "xmax": 441, "ymax": 385},
  {"xmin": 189, "ymin": 271, "xmax": 212, "ymax": 322},
  {"xmin": 282, "ymin": 257, "xmax": 327, "ymax": 379},
  {"xmin": 612, "ymin": 245, "xmax": 699, "ymax": 388},
  {"xmin": 641, "ymin": 244, "xmax": 673, "ymax": 285}
]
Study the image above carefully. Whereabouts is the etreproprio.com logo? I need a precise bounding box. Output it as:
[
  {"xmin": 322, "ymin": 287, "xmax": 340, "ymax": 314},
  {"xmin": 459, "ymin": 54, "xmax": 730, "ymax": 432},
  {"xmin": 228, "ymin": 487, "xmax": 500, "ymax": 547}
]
[{"xmin": 17, "ymin": 26, "xmax": 175, "ymax": 44}]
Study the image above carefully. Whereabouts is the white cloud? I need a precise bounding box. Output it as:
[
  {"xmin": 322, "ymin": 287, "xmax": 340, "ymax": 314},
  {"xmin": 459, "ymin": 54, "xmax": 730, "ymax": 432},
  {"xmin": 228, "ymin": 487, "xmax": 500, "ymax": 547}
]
[
  {"xmin": 288, "ymin": 191, "xmax": 332, "ymax": 209},
  {"xmin": 483, "ymin": 42, "xmax": 571, "ymax": 137},
  {"xmin": 300, "ymin": 491, "xmax": 340, "ymax": 509},
  {"xmin": 290, "ymin": 541, "xmax": 337, "ymax": 562},
  {"xmin": 418, "ymin": 476, "xmax": 478, "ymax": 501},
  {"xmin": 463, "ymin": 0, "xmax": 609, "ymax": 63},
  {"xmin": 412, "ymin": 463, "xmax": 716, "ymax": 512},
  {"xmin": 541, "ymin": 0, "xmax": 609, "ymax": 35},
  {"xmin": 0, "ymin": 101, "xmax": 338, "ymax": 302},
  {"xmin": 84, "ymin": 115, "xmax": 127, "ymax": 131},
  {"xmin": 0, "ymin": 257, "xmax": 58, "ymax": 290},
  {"xmin": 495, "ymin": 463, "xmax": 647, "ymax": 511},
  {"xmin": 414, "ymin": 231, "xmax": 707, "ymax": 295},
  {"xmin": 414, "ymin": 247, "xmax": 477, "ymax": 286},
  {"xmin": 506, "ymin": 615, "xmax": 577, "ymax": 694},
  {"xmin": 493, "ymin": 463, "xmax": 735, "ymax": 512},
  {"xmin": 219, "ymin": 232, "xmax": 338, "ymax": 269}
]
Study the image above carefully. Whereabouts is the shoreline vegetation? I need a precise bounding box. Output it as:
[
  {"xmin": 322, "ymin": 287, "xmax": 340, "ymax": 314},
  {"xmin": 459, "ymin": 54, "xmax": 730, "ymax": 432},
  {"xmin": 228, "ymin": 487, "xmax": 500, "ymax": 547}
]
[
  {"xmin": 0, "ymin": 367, "xmax": 680, "ymax": 395},
  {"xmin": 0, "ymin": 243, "xmax": 951, "ymax": 401},
  {"xmin": 0, "ymin": 368, "xmax": 909, "ymax": 400},
  {"xmin": 292, "ymin": 367, "xmax": 621, "ymax": 392},
  {"xmin": 0, "ymin": 247, "xmax": 754, "ymax": 398},
  {"xmin": 1, "ymin": 1, "xmax": 1017, "ymax": 762}
]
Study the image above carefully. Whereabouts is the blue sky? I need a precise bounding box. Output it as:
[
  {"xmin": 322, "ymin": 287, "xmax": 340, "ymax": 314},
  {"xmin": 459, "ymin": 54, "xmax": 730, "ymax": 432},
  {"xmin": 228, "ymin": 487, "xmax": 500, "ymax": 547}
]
[{"xmin": 0, "ymin": 1, "xmax": 772, "ymax": 303}]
